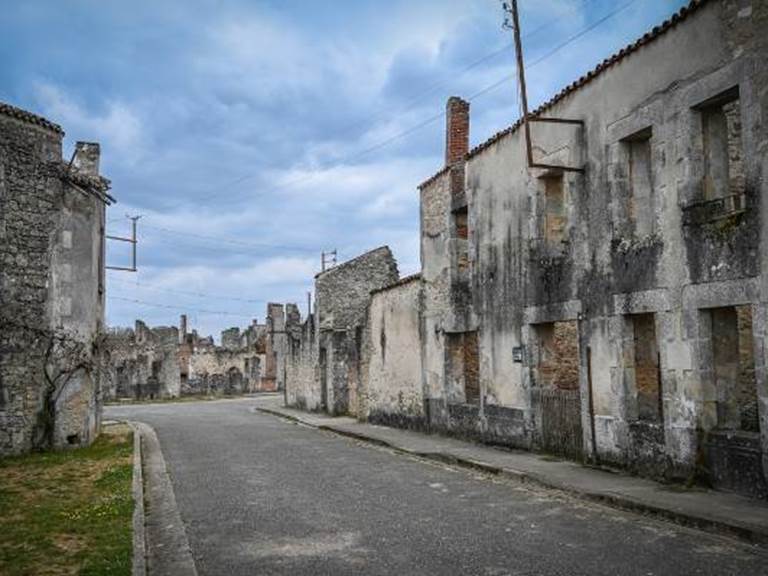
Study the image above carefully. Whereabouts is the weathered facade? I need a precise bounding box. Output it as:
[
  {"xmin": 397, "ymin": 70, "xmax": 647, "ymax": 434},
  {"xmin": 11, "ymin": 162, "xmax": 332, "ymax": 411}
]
[
  {"xmin": 418, "ymin": 0, "xmax": 768, "ymax": 497},
  {"xmin": 104, "ymin": 305, "xmax": 288, "ymax": 400},
  {"xmin": 283, "ymin": 0, "xmax": 768, "ymax": 500},
  {"xmin": 0, "ymin": 102, "xmax": 112, "ymax": 456}
]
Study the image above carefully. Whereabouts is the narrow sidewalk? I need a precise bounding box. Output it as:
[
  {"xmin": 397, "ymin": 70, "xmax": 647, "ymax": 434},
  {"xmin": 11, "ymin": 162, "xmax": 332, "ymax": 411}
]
[{"xmin": 255, "ymin": 397, "xmax": 768, "ymax": 547}]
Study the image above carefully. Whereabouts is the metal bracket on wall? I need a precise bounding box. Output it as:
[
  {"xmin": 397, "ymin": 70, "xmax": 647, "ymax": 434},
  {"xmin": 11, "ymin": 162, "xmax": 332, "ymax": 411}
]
[
  {"xmin": 503, "ymin": 0, "xmax": 586, "ymax": 175},
  {"xmin": 106, "ymin": 215, "xmax": 141, "ymax": 272}
]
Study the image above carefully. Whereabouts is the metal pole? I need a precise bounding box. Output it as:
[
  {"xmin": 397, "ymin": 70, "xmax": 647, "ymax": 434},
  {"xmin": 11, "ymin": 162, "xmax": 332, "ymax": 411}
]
[
  {"xmin": 131, "ymin": 216, "xmax": 138, "ymax": 271},
  {"xmin": 509, "ymin": 0, "xmax": 534, "ymax": 168}
]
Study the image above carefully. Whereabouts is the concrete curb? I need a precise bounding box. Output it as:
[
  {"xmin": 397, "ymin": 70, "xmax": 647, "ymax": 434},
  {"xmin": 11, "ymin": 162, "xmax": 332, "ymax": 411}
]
[
  {"xmin": 134, "ymin": 421, "xmax": 198, "ymax": 576},
  {"xmin": 127, "ymin": 422, "xmax": 147, "ymax": 576},
  {"xmin": 257, "ymin": 406, "xmax": 768, "ymax": 547}
]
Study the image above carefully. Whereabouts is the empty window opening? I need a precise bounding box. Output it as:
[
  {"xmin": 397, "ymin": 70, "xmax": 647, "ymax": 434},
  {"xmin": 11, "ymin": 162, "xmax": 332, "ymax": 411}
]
[
  {"xmin": 624, "ymin": 128, "xmax": 654, "ymax": 237},
  {"xmin": 541, "ymin": 175, "xmax": 567, "ymax": 245},
  {"xmin": 453, "ymin": 208, "xmax": 468, "ymax": 239},
  {"xmin": 452, "ymin": 207, "xmax": 470, "ymax": 274},
  {"xmin": 447, "ymin": 331, "xmax": 480, "ymax": 404},
  {"xmin": 699, "ymin": 88, "xmax": 744, "ymax": 200},
  {"xmin": 710, "ymin": 305, "xmax": 758, "ymax": 432},
  {"xmin": 534, "ymin": 320, "xmax": 579, "ymax": 390},
  {"xmin": 629, "ymin": 313, "xmax": 662, "ymax": 422}
]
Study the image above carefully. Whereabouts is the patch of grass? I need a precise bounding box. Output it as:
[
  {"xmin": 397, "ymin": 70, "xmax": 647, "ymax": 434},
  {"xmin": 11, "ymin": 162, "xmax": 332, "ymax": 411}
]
[{"xmin": 0, "ymin": 424, "xmax": 134, "ymax": 576}]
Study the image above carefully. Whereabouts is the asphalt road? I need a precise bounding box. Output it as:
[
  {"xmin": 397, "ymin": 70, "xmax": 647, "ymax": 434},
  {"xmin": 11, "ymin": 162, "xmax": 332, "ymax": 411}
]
[{"xmin": 107, "ymin": 398, "xmax": 767, "ymax": 576}]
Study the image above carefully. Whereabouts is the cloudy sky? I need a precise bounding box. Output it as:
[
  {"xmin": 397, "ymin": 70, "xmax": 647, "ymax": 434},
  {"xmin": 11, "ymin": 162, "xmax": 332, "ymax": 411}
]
[{"xmin": 1, "ymin": 0, "xmax": 687, "ymax": 340}]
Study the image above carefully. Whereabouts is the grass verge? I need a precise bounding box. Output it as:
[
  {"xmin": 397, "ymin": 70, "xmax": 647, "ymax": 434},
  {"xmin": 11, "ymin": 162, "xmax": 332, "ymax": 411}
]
[
  {"xmin": 105, "ymin": 394, "xmax": 223, "ymax": 406},
  {"xmin": 0, "ymin": 424, "xmax": 134, "ymax": 576}
]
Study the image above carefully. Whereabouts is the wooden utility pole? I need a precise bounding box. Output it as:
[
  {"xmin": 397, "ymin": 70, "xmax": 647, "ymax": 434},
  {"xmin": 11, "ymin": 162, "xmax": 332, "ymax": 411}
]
[
  {"xmin": 506, "ymin": 0, "xmax": 534, "ymax": 167},
  {"xmin": 502, "ymin": 0, "xmax": 585, "ymax": 173}
]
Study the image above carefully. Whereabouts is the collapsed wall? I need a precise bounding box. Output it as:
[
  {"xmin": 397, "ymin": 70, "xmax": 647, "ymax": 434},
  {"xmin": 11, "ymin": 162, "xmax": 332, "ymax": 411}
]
[
  {"xmin": 104, "ymin": 306, "xmax": 288, "ymax": 400},
  {"xmin": 104, "ymin": 321, "xmax": 181, "ymax": 400}
]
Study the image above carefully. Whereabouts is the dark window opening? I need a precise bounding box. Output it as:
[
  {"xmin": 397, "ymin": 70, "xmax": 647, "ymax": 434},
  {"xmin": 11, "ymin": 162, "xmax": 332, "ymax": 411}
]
[
  {"xmin": 447, "ymin": 331, "xmax": 480, "ymax": 404},
  {"xmin": 541, "ymin": 175, "xmax": 567, "ymax": 246},
  {"xmin": 710, "ymin": 305, "xmax": 759, "ymax": 432},
  {"xmin": 453, "ymin": 207, "xmax": 468, "ymax": 239},
  {"xmin": 698, "ymin": 87, "xmax": 744, "ymax": 201},
  {"xmin": 533, "ymin": 320, "xmax": 579, "ymax": 390},
  {"xmin": 623, "ymin": 127, "xmax": 654, "ymax": 237},
  {"xmin": 629, "ymin": 313, "xmax": 662, "ymax": 422}
]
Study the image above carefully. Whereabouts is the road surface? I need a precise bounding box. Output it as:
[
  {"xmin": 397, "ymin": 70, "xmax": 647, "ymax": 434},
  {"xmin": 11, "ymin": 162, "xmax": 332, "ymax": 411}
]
[{"xmin": 106, "ymin": 398, "xmax": 766, "ymax": 576}]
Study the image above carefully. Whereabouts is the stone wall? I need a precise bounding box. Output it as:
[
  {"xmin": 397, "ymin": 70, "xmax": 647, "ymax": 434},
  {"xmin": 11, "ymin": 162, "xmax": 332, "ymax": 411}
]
[
  {"xmin": 0, "ymin": 102, "xmax": 110, "ymax": 456},
  {"xmin": 314, "ymin": 246, "xmax": 399, "ymax": 416}
]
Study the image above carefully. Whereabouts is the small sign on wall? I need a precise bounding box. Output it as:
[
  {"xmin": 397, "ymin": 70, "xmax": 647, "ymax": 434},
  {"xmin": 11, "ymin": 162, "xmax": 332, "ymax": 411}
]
[{"xmin": 512, "ymin": 346, "xmax": 524, "ymax": 363}]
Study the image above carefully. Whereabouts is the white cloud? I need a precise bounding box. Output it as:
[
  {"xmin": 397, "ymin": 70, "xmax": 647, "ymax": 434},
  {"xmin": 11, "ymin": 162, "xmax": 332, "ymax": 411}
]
[{"xmin": 33, "ymin": 81, "xmax": 145, "ymax": 166}]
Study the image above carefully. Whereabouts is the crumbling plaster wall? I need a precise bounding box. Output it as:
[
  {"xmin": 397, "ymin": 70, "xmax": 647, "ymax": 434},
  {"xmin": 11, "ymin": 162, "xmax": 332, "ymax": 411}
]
[
  {"xmin": 461, "ymin": 0, "xmax": 768, "ymax": 487},
  {"xmin": 284, "ymin": 312, "xmax": 320, "ymax": 410},
  {"xmin": 362, "ymin": 276, "xmax": 424, "ymax": 428}
]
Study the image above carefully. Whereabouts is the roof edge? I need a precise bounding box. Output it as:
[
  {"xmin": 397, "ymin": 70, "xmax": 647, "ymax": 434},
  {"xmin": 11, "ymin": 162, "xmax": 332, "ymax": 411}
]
[
  {"xmin": 0, "ymin": 101, "xmax": 64, "ymax": 135},
  {"xmin": 314, "ymin": 245, "xmax": 393, "ymax": 279}
]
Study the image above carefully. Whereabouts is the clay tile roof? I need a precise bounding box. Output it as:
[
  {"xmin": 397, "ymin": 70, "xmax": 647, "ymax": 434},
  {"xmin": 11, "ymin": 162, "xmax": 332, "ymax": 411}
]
[
  {"xmin": 460, "ymin": 0, "xmax": 708, "ymax": 161},
  {"xmin": 0, "ymin": 101, "xmax": 64, "ymax": 135}
]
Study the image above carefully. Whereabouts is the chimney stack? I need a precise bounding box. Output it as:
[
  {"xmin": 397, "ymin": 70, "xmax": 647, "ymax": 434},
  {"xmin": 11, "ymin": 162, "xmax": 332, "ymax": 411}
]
[
  {"xmin": 445, "ymin": 97, "xmax": 470, "ymax": 166},
  {"xmin": 180, "ymin": 314, "xmax": 187, "ymax": 343},
  {"xmin": 73, "ymin": 142, "xmax": 101, "ymax": 176}
]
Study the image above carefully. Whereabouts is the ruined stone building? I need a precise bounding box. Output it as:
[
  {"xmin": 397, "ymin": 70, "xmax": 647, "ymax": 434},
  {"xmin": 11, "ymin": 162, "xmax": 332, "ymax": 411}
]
[
  {"xmin": 0, "ymin": 102, "xmax": 113, "ymax": 456},
  {"xmin": 104, "ymin": 304, "xmax": 288, "ymax": 400},
  {"xmin": 284, "ymin": 247, "xmax": 398, "ymax": 414},
  {"xmin": 284, "ymin": 0, "xmax": 768, "ymax": 499}
]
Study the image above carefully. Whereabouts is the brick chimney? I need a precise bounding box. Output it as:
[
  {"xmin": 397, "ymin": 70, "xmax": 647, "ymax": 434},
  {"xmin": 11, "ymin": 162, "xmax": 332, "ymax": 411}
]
[
  {"xmin": 445, "ymin": 97, "xmax": 470, "ymax": 166},
  {"xmin": 73, "ymin": 141, "xmax": 101, "ymax": 176}
]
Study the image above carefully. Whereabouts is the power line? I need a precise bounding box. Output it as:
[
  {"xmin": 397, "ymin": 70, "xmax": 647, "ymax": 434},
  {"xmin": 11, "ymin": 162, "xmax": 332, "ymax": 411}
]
[
  {"xmin": 117, "ymin": 0, "xmax": 642, "ymax": 260},
  {"xmin": 339, "ymin": 0, "xmax": 595, "ymax": 136},
  {"xmin": 159, "ymin": 0, "xmax": 600, "ymax": 213},
  {"xmin": 202, "ymin": 0, "xmax": 638, "ymax": 203},
  {"xmin": 139, "ymin": 223, "xmax": 317, "ymax": 253},
  {"xmin": 107, "ymin": 295, "xmax": 257, "ymax": 318},
  {"xmin": 107, "ymin": 276, "xmax": 271, "ymax": 304}
]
